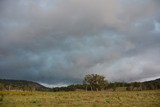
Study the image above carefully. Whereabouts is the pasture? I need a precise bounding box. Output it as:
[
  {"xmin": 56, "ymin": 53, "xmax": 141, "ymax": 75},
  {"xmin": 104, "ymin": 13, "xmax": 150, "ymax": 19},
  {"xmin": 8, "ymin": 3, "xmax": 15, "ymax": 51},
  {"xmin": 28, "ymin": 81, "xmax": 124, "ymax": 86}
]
[{"xmin": 0, "ymin": 90, "xmax": 160, "ymax": 107}]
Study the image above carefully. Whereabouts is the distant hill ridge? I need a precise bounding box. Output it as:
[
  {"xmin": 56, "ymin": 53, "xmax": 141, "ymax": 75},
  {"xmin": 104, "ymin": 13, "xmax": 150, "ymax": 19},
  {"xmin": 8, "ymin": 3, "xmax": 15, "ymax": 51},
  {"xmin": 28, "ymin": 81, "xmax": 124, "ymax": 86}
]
[
  {"xmin": 153, "ymin": 78, "xmax": 160, "ymax": 81},
  {"xmin": 0, "ymin": 78, "xmax": 160, "ymax": 91},
  {"xmin": 0, "ymin": 79, "xmax": 50, "ymax": 91},
  {"xmin": 142, "ymin": 78, "xmax": 160, "ymax": 83}
]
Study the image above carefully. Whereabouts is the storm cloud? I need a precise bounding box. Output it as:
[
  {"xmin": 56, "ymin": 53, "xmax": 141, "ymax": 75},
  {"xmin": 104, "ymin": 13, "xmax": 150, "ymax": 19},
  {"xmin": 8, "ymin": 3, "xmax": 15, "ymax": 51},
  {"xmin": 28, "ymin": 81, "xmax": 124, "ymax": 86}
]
[{"xmin": 0, "ymin": 0, "xmax": 160, "ymax": 85}]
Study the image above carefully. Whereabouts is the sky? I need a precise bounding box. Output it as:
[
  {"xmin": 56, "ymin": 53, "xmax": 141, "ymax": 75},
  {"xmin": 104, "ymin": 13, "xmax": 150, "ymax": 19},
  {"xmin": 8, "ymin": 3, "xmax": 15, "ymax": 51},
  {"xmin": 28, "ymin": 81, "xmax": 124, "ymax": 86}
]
[{"xmin": 0, "ymin": 0, "xmax": 160, "ymax": 86}]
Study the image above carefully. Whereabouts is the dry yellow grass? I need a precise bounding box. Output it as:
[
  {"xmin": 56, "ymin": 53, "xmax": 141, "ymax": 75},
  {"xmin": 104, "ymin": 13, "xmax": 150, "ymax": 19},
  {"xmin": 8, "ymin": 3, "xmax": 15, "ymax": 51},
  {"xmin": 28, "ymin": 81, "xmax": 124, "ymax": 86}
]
[{"xmin": 0, "ymin": 90, "xmax": 160, "ymax": 107}]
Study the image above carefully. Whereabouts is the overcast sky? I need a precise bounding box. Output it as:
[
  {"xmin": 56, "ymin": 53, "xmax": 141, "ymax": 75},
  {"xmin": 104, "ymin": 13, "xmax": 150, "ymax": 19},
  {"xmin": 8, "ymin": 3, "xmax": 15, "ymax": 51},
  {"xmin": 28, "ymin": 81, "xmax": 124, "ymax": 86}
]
[{"xmin": 0, "ymin": 0, "xmax": 160, "ymax": 86}]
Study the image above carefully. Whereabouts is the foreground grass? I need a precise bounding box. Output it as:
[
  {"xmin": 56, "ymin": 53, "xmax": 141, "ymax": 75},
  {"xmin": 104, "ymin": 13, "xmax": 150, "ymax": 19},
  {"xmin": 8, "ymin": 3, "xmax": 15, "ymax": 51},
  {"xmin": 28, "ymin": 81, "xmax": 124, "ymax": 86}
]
[{"xmin": 0, "ymin": 90, "xmax": 160, "ymax": 107}]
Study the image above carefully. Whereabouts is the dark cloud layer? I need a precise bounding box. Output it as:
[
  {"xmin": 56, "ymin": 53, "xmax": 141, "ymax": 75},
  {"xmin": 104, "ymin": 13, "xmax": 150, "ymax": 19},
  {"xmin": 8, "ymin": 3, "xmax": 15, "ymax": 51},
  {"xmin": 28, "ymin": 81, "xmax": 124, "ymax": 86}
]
[{"xmin": 0, "ymin": 0, "xmax": 160, "ymax": 85}]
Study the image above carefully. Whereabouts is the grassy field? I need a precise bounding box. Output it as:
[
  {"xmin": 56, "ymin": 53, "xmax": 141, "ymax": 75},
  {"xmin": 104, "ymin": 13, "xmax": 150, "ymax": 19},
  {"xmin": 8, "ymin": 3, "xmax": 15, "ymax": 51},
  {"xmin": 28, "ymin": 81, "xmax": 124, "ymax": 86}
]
[{"xmin": 0, "ymin": 90, "xmax": 160, "ymax": 107}]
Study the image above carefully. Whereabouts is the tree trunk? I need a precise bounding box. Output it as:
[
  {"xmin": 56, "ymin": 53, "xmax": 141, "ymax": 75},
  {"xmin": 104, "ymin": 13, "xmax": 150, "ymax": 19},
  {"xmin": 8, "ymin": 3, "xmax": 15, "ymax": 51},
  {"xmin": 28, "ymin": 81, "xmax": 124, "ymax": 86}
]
[
  {"xmin": 90, "ymin": 86, "xmax": 93, "ymax": 91},
  {"xmin": 86, "ymin": 85, "xmax": 87, "ymax": 91}
]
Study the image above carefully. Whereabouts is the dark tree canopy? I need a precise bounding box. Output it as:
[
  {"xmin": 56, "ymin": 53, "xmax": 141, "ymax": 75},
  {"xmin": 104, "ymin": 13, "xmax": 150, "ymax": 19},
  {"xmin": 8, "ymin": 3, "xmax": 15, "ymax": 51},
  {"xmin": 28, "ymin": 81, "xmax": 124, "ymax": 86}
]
[{"xmin": 83, "ymin": 74, "xmax": 108, "ymax": 91}]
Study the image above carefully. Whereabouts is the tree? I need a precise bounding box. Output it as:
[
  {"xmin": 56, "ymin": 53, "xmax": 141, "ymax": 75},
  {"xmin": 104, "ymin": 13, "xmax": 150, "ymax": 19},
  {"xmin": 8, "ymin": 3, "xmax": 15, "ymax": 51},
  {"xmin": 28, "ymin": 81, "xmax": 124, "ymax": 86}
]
[
  {"xmin": 83, "ymin": 74, "xmax": 108, "ymax": 91},
  {"xmin": 0, "ymin": 83, "xmax": 4, "ymax": 91}
]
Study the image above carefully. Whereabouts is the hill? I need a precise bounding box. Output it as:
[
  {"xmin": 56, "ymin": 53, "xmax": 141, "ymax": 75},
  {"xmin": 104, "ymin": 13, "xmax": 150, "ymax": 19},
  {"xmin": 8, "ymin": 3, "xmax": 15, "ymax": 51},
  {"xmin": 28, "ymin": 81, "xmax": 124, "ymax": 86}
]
[
  {"xmin": 147, "ymin": 78, "xmax": 160, "ymax": 82},
  {"xmin": 0, "ymin": 78, "xmax": 160, "ymax": 92},
  {"xmin": 0, "ymin": 79, "xmax": 50, "ymax": 91}
]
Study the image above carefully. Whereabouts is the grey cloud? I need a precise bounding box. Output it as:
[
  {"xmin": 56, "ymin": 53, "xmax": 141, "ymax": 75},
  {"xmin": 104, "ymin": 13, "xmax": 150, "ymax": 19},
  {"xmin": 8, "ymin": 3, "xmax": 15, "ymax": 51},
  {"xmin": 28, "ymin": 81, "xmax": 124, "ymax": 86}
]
[{"xmin": 0, "ymin": 0, "xmax": 160, "ymax": 85}]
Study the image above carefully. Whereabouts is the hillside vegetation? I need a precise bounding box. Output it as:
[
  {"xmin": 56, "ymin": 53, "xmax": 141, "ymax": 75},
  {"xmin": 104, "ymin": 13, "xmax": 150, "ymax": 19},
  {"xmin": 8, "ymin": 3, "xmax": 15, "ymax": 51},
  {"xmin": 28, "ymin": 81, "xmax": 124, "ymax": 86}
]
[
  {"xmin": 0, "ymin": 77, "xmax": 160, "ymax": 92},
  {"xmin": 0, "ymin": 79, "xmax": 50, "ymax": 91}
]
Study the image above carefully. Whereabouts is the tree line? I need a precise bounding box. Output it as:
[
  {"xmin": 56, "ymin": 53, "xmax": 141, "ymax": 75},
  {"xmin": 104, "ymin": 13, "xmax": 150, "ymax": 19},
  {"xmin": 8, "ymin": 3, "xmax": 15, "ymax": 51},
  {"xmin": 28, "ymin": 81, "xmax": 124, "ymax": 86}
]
[
  {"xmin": 51, "ymin": 74, "xmax": 160, "ymax": 92},
  {"xmin": 0, "ymin": 74, "xmax": 160, "ymax": 92}
]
